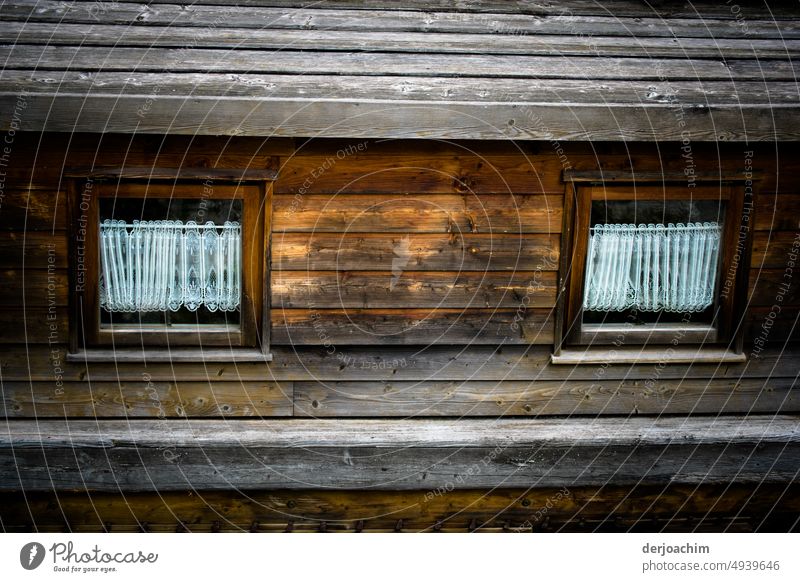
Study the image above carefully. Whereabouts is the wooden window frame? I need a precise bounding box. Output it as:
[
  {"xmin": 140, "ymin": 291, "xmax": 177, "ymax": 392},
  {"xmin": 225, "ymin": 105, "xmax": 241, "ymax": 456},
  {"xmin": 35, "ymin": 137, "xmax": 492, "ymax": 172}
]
[
  {"xmin": 555, "ymin": 172, "xmax": 755, "ymax": 354},
  {"xmin": 66, "ymin": 167, "xmax": 275, "ymax": 361}
]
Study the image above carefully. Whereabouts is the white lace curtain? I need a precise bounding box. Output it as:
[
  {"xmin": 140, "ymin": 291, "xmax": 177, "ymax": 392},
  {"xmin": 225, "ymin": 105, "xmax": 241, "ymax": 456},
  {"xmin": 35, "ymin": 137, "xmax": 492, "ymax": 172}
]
[
  {"xmin": 99, "ymin": 220, "xmax": 241, "ymax": 313},
  {"xmin": 583, "ymin": 222, "xmax": 721, "ymax": 312}
]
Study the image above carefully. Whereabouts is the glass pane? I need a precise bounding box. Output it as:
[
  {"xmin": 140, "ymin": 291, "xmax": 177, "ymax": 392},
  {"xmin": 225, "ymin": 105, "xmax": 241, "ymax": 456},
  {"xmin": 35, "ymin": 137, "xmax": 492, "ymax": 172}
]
[
  {"xmin": 583, "ymin": 199, "xmax": 725, "ymax": 325},
  {"xmin": 98, "ymin": 197, "xmax": 242, "ymax": 327}
]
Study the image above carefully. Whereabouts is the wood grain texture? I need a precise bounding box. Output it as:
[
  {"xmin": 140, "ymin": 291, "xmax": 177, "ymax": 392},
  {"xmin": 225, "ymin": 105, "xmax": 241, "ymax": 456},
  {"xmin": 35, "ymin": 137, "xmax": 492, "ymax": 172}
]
[
  {"xmin": 92, "ymin": 0, "xmax": 800, "ymax": 20},
  {"xmin": 273, "ymin": 233, "xmax": 560, "ymax": 271},
  {"xmin": 3, "ymin": 22, "xmax": 798, "ymax": 57},
  {"xmin": 0, "ymin": 232, "xmax": 68, "ymax": 268},
  {"xmin": 751, "ymin": 231, "xmax": 800, "ymax": 269},
  {"xmin": 272, "ymin": 271, "xmax": 557, "ymax": 309},
  {"xmin": 271, "ymin": 308, "xmax": 554, "ymax": 345},
  {"xmin": 754, "ymin": 194, "xmax": 800, "ymax": 231},
  {"xmin": 5, "ymin": 2, "xmax": 799, "ymax": 39},
  {"xmin": 749, "ymin": 269, "xmax": 800, "ymax": 305},
  {"xmin": 293, "ymin": 377, "xmax": 799, "ymax": 417},
  {"xmin": 5, "ymin": 45, "xmax": 800, "ymax": 81},
  {"xmin": 2, "ymin": 484, "xmax": 798, "ymax": 532},
  {"xmin": 273, "ymin": 193, "xmax": 563, "ymax": 234},
  {"xmin": 7, "ymin": 93, "xmax": 793, "ymax": 141},
  {"xmin": 1, "ymin": 417, "xmax": 797, "ymax": 491},
  {"xmin": 2, "ymin": 381, "xmax": 292, "ymax": 418},
  {"xmin": 1, "ymin": 344, "xmax": 797, "ymax": 384},
  {"xmin": 0, "ymin": 190, "xmax": 66, "ymax": 230},
  {"xmin": 0, "ymin": 307, "xmax": 68, "ymax": 344},
  {"xmin": 0, "ymin": 269, "xmax": 67, "ymax": 306}
]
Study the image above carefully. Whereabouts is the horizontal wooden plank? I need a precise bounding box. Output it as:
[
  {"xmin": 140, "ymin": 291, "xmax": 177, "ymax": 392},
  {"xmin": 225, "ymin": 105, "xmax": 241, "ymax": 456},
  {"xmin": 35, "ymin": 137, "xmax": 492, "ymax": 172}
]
[
  {"xmin": 273, "ymin": 193, "xmax": 562, "ymax": 233},
  {"xmin": 1, "ymin": 417, "xmax": 797, "ymax": 490},
  {"xmin": 66, "ymin": 166, "xmax": 277, "ymax": 181},
  {"xmin": 4, "ymin": 2, "xmax": 798, "ymax": 39},
  {"xmin": 272, "ymin": 271, "xmax": 557, "ymax": 309},
  {"xmin": 0, "ymin": 190, "xmax": 66, "ymax": 230},
  {"xmin": 0, "ymin": 269, "xmax": 67, "ymax": 306},
  {"xmin": 0, "ymin": 307, "xmax": 68, "ymax": 344},
  {"xmin": 749, "ymin": 269, "xmax": 800, "ymax": 306},
  {"xmin": 755, "ymin": 194, "xmax": 800, "ymax": 230},
  {"xmin": 0, "ymin": 231, "xmax": 67, "ymax": 268},
  {"xmin": 3, "ymin": 22, "xmax": 798, "ymax": 57},
  {"xmin": 294, "ymin": 377, "xmax": 799, "ymax": 417},
  {"xmin": 746, "ymin": 307, "xmax": 800, "ymax": 344},
  {"xmin": 271, "ymin": 308, "xmax": 554, "ymax": 345},
  {"xmin": 751, "ymin": 231, "xmax": 800, "ymax": 268},
  {"xmin": 2, "ymin": 345, "xmax": 798, "ymax": 383},
  {"xmin": 3, "ymin": 484, "xmax": 798, "ymax": 532},
  {"xmin": 277, "ymin": 153, "xmax": 570, "ymax": 195},
  {"xmin": 106, "ymin": 0, "xmax": 800, "ymax": 20},
  {"xmin": 5, "ymin": 45, "xmax": 799, "ymax": 81},
  {"xmin": 274, "ymin": 233, "xmax": 560, "ymax": 271},
  {"xmin": 5, "ymin": 71, "xmax": 798, "ymax": 106},
  {"xmin": 2, "ymin": 381, "xmax": 292, "ymax": 417},
  {"xmin": 4, "ymin": 94, "xmax": 793, "ymax": 141}
]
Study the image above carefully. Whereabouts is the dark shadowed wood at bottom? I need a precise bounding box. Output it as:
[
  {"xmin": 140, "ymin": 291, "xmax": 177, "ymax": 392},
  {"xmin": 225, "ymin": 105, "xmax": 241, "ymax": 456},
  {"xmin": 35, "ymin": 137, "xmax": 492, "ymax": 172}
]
[
  {"xmin": 1, "ymin": 417, "xmax": 797, "ymax": 492},
  {"xmin": 1, "ymin": 484, "xmax": 798, "ymax": 533}
]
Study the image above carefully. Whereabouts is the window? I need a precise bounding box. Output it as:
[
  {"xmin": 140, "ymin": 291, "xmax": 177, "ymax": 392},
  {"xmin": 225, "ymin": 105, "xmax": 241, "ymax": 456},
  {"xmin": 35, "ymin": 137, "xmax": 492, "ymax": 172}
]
[
  {"xmin": 557, "ymin": 175, "xmax": 753, "ymax": 355},
  {"xmin": 67, "ymin": 168, "xmax": 274, "ymax": 361}
]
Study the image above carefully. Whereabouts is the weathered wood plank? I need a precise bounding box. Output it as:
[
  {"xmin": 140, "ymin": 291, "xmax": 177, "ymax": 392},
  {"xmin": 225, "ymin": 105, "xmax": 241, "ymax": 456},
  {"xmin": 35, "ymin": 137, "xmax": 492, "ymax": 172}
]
[
  {"xmin": 1, "ymin": 417, "xmax": 797, "ymax": 491},
  {"xmin": 1, "ymin": 381, "xmax": 293, "ymax": 417},
  {"xmin": 0, "ymin": 231, "xmax": 68, "ymax": 268},
  {"xmin": 277, "ymin": 153, "xmax": 570, "ymax": 195},
  {"xmin": 294, "ymin": 377, "xmax": 800, "ymax": 417},
  {"xmin": 749, "ymin": 268, "xmax": 800, "ymax": 305},
  {"xmin": 273, "ymin": 193, "xmax": 563, "ymax": 234},
  {"xmin": 5, "ymin": 71, "xmax": 798, "ymax": 106},
  {"xmin": 4, "ymin": 94, "xmax": 793, "ymax": 141},
  {"xmin": 751, "ymin": 231, "xmax": 800, "ymax": 268},
  {"xmin": 0, "ymin": 190, "xmax": 66, "ymax": 230},
  {"xmin": 272, "ymin": 271, "xmax": 557, "ymax": 309},
  {"xmin": 746, "ymin": 307, "xmax": 800, "ymax": 343},
  {"xmin": 4, "ymin": 2, "xmax": 798, "ymax": 38},
  {"xmin": 273, "ymin": 233, "xmax": 560, "ymax": 271},
  {"xmin": 755, "ymin": 194, "xmax": 800, "ymax": 230},
  {"xmin": 0, "ymin": 307, "xmax": 67, "ymax": 344},
  {"xmin": 3, "ymin": 23, "xmax": 798, "ymax": 57},
  {"xmin": 5, "ymin": 45, "xmax": 797, "ymax": 81},
  {"xmin": 2, "ymin": 345, "xmax": 798, "ymax": 383},
  {"xmin": 2, "ymin": 484, "xmax": 797, "ymax": 532},
  {"xmin": 130, "ymin": 0, "xmax": 800, "ymax": 20},
  {"xmin": 0, "ymin": 269, "xmax": 67, "ymax": 306},
  {"xmin": 272, "ymin": 308, "xmax": 554, "ymax": 345}
]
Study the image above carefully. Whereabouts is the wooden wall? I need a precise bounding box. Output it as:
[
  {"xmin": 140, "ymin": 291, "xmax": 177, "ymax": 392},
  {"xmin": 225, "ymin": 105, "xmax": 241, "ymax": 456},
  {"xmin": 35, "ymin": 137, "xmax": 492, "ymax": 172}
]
[{"xmin": 1, "ymin": 133, "xmax": 798, "ymax": 419}]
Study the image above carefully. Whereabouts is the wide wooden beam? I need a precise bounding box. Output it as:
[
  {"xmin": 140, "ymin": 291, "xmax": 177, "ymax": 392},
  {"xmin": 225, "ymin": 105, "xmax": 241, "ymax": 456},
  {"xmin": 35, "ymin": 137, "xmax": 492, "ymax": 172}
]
[
  {"xmin": 2, "ymin": 93, "xmax": 795, "ymax": 141},
  {"xmin": 1, "ymin": 417, "xmax": 797, "ymax": 492}
]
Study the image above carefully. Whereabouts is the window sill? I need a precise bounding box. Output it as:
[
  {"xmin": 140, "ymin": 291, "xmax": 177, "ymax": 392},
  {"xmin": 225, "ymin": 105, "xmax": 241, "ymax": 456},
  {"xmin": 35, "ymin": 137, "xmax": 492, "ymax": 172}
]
[
  {"xmin": 67, "ymin": 348, "xmax": 273, "ymax": 363},
  {"xmin": 551, "ymin": 347, "xmax": 746, "ymax": 365}
]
